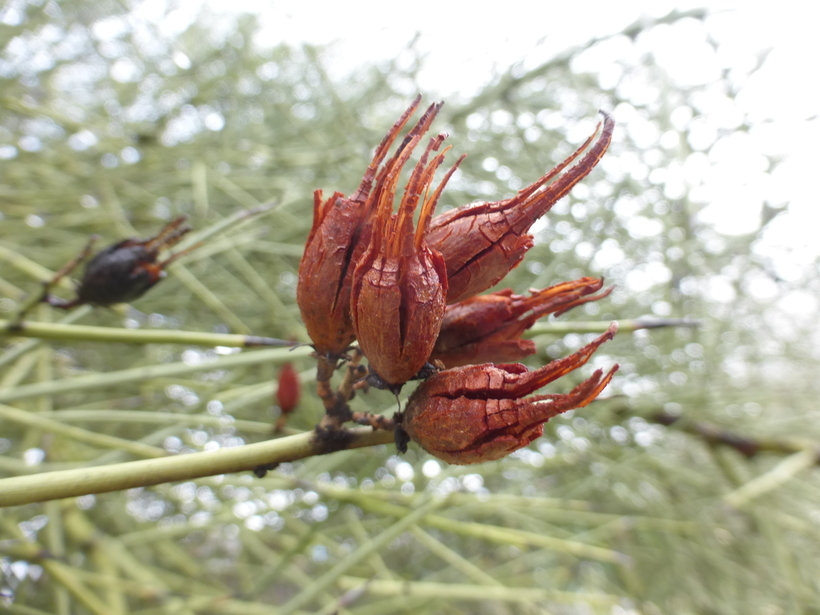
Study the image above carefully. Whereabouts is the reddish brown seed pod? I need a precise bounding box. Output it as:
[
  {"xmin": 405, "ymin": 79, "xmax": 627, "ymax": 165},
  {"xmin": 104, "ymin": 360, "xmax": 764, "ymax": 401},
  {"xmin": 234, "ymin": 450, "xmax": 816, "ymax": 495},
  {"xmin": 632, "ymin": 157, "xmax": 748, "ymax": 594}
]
[
  {"xmin": 44, "ymin": 217, "xmax": 191, "ymax": 309},
  {"xmin": 350, "ymin": 103, "xmax": 464, "ymax": 389},
  {"xmin": 295, "ymin": 189, "xmax": 370, "ymax": 356},
  {"xmin": 399, "ymin": 323, "xmax": 619, "ymax": 464},
  {"xmin": 431, "ymin": 277, "xmax": 613, "ymax": 368},
  {"xmin": 427, "ymin": 112, "xmax": 614, "ymax": 304},
  {"xmin": 296, "ymin": 95, "xmax": 434, "ymax": 358}
]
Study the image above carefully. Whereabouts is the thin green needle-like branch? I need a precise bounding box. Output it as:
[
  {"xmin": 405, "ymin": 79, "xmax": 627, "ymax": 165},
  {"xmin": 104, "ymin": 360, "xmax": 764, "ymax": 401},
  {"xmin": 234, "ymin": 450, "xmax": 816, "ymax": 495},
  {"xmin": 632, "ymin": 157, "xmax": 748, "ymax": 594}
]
[
  {"xmin": 411, "ymin": 526, "xmax": 503, "ymax": 587},
  {"xmin": 0, "ymin": 427, "xmax": 395, "ymax": 507},
  {"xmin": 278, "ymin": 497, "xmax": 445, "ymax": 615},
  {"xmin": 0, "ymin": 403, "xmax": 167, "ymax": 458},
  {"xmin": 172, "ymin": 202, "xmax": 276, "ymax": 255},
  {"xmin": 0, "ymin": 519, "xmax": 111, "ymax": 615},
  {"xmin": 0, "ymin": 244, "xmax": 76, "ymax": 289},
  {"xmin": 171, "ymin": 264, "xmax": 253, "ymax": 334},
  {"xmin": 37, "ymin": 409, "xmax": 275, "ymax": 434},
  {"xmin": 725, "ymin": 449, "xmax": 819, "ymax": 508},
  {"xmin": 0, "ymin": 319, "xmax": 295, "ymax": 347},
  {"xmin": 525, "ymin": 318, "xmax": 699, "ymax": 337},
  {"xmin": 0, "ymin": 344, "xmax": 313, "ymax": 403},
  {"xmin": 335, "ymin": 577, "xmax": 620, "ymax": 606},
  {"xmin": 0, "ymin": 305, "xmax": 93, "ymax": 369},
  {"xmin": 312, "ymin": 483, "xmax": 629, "ymax": 565}
]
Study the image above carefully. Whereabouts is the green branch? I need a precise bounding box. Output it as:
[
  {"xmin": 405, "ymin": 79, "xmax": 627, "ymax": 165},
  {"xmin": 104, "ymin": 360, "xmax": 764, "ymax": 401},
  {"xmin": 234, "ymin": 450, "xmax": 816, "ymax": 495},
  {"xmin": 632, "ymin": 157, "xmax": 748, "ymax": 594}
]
[
  {"xmin": 0, "ymin": 427, "xmax": 395, "ymax": 507},
  {"xmin": 314, "ymin": 484, "xmax": 629, "ymax": 565},
  {"xmin": 0, "ymin": 403, "xmax": 167, "ymax": 458},
  {"xmin": 0, "ymin": 345, "xmax": 313, "ymax": 403},
  {"xmin": 1, "ymin": 318, "xmax": 697, "ymax": 348},
  {"xmin": 335, "ymin": 577, "xmax": 620, "ymax": 606},
  {"xmin": 0, "ymin": 305, "xmax": 94, "ymax": 369},
  {"xmin": 1, "ymin": 319, "xmax": 296, "ymax": 348},
  {"xmin": 35, "ymin": 409, "xmax": 274, "ymax": 434},
  {"xmin": 526, "ymin": 318, "xmax": 699, "ymax": 337}
]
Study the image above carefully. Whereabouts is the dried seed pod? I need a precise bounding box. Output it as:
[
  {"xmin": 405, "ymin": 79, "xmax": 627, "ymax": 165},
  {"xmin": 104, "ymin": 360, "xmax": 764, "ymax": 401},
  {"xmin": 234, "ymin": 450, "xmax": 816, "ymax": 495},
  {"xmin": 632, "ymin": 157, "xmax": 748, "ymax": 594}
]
[
  {"xmin": 350, "ymin": 103, "xmax": 464, "ymax": 389},
  {"xmin": 44, "ymin": 217, "xmax": 191, "ymax": 309},
  {"xmin": 295, "ymin": 189, "xmax": 371, "ymax": 356},
  {"xmin": 297, "ymin": 96, "xmax": 432, "ymax": 357},
  {"xmin": 427, "ymin": 112, "xmax": 614, "ymax": 304},
  {"xmin": 431, "ymin": 277, "xmax": 612, "ymax": 368},
  {"xmin": 399, "ymin": 323, "xmax": 618, "ymax": 464}
]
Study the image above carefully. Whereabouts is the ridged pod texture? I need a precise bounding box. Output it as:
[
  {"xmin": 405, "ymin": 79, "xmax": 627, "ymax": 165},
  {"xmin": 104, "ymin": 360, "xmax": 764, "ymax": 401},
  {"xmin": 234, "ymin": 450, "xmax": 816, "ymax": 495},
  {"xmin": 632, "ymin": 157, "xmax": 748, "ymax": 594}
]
[
  {"xmin": 401, "ymin": 324, "xmax": 619, "ymax": 464},
  {"xmin": 431, "ymin": 277, "xmax": 612, "ymax": 368},
  {"xmin": 296, "ymin": 97, "xmax": 425, "ymax": 356},
  {"xmin": 350, "ymin": 103, "xmax": 464, "ymax": 386},
  {"xmin": 427, "ymin": 113, "xmax": 614, "ymax": 304}
]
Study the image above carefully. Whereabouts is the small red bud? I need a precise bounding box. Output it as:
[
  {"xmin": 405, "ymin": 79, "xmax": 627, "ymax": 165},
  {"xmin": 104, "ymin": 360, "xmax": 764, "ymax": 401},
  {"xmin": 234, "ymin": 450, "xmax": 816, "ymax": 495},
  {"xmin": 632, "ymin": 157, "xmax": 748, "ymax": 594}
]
[
  {"xmin": 276, "ymin": 362, "xmax": 301, "ymax": 414},
  {"xmin": 399, "ymin": 323, "xmax": 619, "ymax": 464}
]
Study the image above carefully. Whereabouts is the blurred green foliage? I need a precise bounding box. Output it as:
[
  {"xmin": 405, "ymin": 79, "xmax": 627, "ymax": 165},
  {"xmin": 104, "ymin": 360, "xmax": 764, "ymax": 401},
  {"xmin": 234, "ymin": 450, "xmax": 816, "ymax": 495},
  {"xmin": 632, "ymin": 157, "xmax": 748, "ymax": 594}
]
[{"xmin": 2, "ymin": 2, "xmax": 820, "ymax": 614}]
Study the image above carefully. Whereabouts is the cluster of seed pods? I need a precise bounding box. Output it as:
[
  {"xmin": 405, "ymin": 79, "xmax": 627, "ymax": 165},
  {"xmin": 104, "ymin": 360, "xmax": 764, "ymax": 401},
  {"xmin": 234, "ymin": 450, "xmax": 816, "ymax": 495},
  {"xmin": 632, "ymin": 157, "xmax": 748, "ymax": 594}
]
[
  {"xmin": 32, "ymin": 96, "xmax": 618, "ymax": 466},
  {"xmin": 297, "ymin": 96, "xmax": 619, "ymax": 464}
]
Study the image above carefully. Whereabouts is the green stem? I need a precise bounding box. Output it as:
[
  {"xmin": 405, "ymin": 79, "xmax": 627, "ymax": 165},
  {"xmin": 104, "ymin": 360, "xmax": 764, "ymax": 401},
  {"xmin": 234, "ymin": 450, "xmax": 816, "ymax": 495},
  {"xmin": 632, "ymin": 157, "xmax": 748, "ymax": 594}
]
[
  {"xmin": 36, "ymin": 409, "xmax": 274, "ymax": 434},
  {"xmin": 0, "ymin": 427, "xmax": 394, "ymax": 507},
  {"xmin": 0, "ymin": 403, "xmax": 167, "ymax": 458},
  {"xmin": 724, "ymin": 449, "xmax": 819, "ymax": 508},
  {"xmin": 315, "ymin": 484, "xmax": 628, "ymax": 565},
  {"xmin": 0, "ymin": 522, "xmax": 110, "ymax": 615},
  {"xmin": 0, "ymin": 345, "xmax": 313, "ymax": 403},
  {"xmin": 335, "ymin": 577, "xmax": 619, "ymax": 606},
  {"xmin": 278, "ymin": 497, "xmax": 445, "ymax": 615},
  {"xmin": 0, "ymin": 244, "xmax": 75, "ymax": 287},
  {"xmin": 0, "ymin": 319, "xmax": 294, "ymax": 347},
  {"xmin": 525, "ymin": 318, "xmax": 699, "ymax": 337},
  {"xmin": 171, "ymin": 202, "xmax": 275, "ymax": 255},
  {"xmin": 0, "ymin": 305, "xmax": 94, "ymax": 369},
  {"xmin": 411, "ymin": 526, "xmax": 502, "ymax": 587}
]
